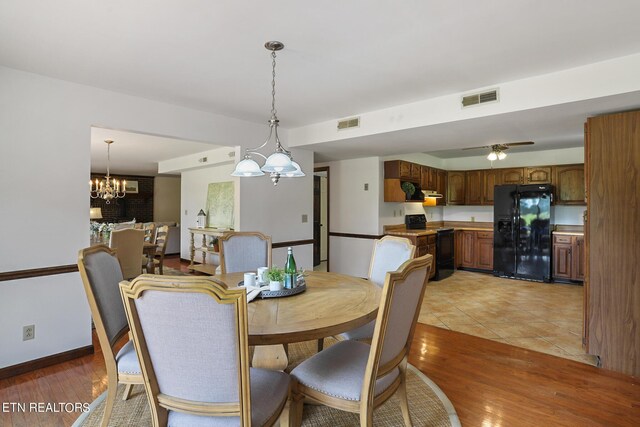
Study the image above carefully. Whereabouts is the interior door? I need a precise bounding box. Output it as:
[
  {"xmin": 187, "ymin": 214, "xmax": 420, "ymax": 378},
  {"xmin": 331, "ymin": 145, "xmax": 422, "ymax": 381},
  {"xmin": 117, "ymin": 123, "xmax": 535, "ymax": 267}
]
[{"xmin": 313, "ymin": 175, "xmax": 321, "ymax": 266}]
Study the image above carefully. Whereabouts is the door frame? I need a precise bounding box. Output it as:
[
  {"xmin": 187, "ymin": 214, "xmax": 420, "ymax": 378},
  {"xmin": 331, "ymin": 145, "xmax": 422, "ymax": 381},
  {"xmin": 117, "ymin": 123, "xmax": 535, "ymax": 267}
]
[{"xmin": 314, "ymin": 166, "xmax": 330, "ymax": 272}]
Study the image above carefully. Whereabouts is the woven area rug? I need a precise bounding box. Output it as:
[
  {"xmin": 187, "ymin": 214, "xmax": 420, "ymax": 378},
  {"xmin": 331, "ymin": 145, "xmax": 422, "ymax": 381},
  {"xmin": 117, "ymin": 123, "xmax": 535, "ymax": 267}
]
[{"xmin": 74, "ymin": 340, "xmax": 459, "ymax": 427}]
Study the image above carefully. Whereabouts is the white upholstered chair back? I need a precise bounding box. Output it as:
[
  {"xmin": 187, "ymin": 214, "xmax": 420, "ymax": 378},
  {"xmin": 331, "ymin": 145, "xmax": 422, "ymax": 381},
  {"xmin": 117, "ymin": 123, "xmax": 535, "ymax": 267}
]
[
  {"xmin": 219, "ymin": 232, "xmax": 272, "ymax": 274},
  {"xmin": 368, "ymin": 236, "xmax": 416, "ymax": 287},
  {"xmin": 368, "ymin": 255, "xmax": 431, "ymax": 372},
  {"xmin": 109, "ymin": 228, "xmax": 145, "ymax": 280},
  {"xmin": 120, "ymin": 276, "xmax": 253, "ymax": 425},
  {"xmin": 78, "ymin": 245, "xmax": 127, "ymax": 349}
]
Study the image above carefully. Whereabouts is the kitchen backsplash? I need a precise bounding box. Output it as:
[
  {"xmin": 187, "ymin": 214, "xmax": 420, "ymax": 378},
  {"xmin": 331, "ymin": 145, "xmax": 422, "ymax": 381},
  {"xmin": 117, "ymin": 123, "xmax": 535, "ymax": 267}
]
[{"xmin": 418, "ymin": 204, "xmax": 584, "ymax": 225}]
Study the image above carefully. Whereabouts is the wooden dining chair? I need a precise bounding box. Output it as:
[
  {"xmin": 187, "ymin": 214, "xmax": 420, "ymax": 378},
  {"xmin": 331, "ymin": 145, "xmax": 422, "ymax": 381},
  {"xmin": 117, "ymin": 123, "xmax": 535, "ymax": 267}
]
[
  {"xmin": 119, "ymin": 275, "xmax": 291, "ymax": 427},
  {"xmin": 77, "ymin": 245, "xmax": 143, "ymax": 427},
  {"xmin": 109, "ymin": 228, "xmax": 145, "ymax": 280},
  {"xmin": 333, "ymin": 236, "xmax": 415, "ymax": 344},
  {"xmin": 290, "ymin": 254, "xmax": 432, "ymax": 427},
  {"xmin": 150, "ymin": 225, "xmax": 169, "ymax": 274},
  {"xmin": 218, "ymin": 231, "xmax": 272, "ymax": 274},
  {"xmin": 143, "ymin": 222, "xmax": 157, "ymax": 243}
]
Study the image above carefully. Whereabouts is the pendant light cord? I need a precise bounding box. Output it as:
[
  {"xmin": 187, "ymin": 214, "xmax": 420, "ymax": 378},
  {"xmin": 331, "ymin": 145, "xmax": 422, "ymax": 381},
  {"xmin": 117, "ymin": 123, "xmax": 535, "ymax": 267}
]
[{"xmin": 271, "ymin": 49, "xmax": 277, "ymax": 119}]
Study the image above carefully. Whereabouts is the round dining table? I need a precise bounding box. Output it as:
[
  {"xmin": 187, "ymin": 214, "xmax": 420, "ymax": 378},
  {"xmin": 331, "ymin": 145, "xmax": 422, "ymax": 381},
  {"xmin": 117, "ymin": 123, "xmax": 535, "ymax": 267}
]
[{"xmin": 215, "ymin": 270, "xmax": 382, "ymax": 370}]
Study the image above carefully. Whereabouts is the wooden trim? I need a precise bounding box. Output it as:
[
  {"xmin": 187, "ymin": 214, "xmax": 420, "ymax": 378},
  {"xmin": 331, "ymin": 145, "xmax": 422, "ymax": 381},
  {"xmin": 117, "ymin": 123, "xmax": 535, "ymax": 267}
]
[
  {"xmin": 329, "ymin": 232, "xmax": 384, "ymax": 240},
  {"xmin": 0, "ymin": 264, "xmax": 78, "ymax": 282},
  {"xmin": 272, "ymin": 239, "xmax": 315, "ymax": 249},
  {"xmin": 0, "ymin": 345, "xmax": 93, "ymax": 380},
  {"xmin": 315, "ymin": 166, "xmax": 331, "ymax": 272}
]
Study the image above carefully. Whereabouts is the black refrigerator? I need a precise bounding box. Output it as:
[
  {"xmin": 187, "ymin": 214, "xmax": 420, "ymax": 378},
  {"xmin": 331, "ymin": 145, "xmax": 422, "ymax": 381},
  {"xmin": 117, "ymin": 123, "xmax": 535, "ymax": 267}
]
[{"xmin": 493, "ymin": 184, "xmax": 554, "ymax": 282}]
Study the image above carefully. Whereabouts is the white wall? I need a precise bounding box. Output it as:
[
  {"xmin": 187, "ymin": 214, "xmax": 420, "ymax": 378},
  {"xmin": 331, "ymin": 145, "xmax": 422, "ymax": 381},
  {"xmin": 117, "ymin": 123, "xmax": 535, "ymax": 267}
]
[
  {"xmin": 290, "ymin": 53, "xmax": 640, "ymax": 147},
  {"xmin": 180, "ymin": 162, "xmax": 238, "ymax": 262},
  {"xmin": 154, "ymin": 176, "xmax": 181, "ymax": 222},
  {"xmin": 314, "ymin": 157, "xmax": 381, "ymax": 277},
  {"xmin": 0, "ymin": 65, "xmax": 266, "ymax": 368}
]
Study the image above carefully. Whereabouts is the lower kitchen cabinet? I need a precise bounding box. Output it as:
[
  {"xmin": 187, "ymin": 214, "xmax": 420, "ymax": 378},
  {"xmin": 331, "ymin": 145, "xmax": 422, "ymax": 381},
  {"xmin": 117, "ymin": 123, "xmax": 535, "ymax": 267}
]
[
  {"xmin": 457, "ymin": 230, "xmax": 493, "ymax": 272},
  {"xmin": 552, "ymin": 234, "xmax": 585, "ymax": 282},
  {"xmin": 410, "ymin": 234, "xmax": 437, "ymax": 279}
]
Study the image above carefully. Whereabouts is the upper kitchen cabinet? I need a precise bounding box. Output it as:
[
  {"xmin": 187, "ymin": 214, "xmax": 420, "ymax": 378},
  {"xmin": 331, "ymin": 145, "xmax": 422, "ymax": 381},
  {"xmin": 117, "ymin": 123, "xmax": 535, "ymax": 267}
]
[
  {"xmin": 525, "ymin": 167, "xmax": 552, "ymax": 184},
  {"xmin": 465, "ymin": 170, "xmax": 483, "ymax": 205},
  {"xmin": 553, "ymin": 164, "xmax": 585, "ymax": 205},
  {"xmin": 447, "ymin": 171, "xmax": 466, "ymax": 205},
  {"xmin": 482, "ymin": 169, "xmax": 500, "ymax": 205},
  {"xmin": 436, "ymin": 169, "xmax": 448, "ymax": 205},
  {"xmin": 421, "ymin": 165, "xmax": 437, "ymax": 190},
  {"xmin": 501, "ymin": 168, "xmax": 524, "ymax": 184},
  {"xmin": 384, "ymin": 160, "xmax": 420, "ymax": 183}
]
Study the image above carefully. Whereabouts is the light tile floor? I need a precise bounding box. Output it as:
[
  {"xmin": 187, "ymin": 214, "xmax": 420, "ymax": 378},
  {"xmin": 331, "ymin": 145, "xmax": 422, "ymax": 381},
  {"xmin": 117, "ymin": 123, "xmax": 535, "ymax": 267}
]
[{"xmin": 420, "ymin": 270, "xmax": 598, "ymax": 366}]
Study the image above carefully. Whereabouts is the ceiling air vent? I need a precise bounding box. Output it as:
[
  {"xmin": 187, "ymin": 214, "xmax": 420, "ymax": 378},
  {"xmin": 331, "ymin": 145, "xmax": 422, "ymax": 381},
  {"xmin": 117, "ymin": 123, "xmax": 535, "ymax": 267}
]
[
  {"xmin": 461, "ymin": 89, "xmax": 499, "ymax": 108},
  {"xmin": 337, "ymin": 116, "xmax": 360, "ymax": 130}
]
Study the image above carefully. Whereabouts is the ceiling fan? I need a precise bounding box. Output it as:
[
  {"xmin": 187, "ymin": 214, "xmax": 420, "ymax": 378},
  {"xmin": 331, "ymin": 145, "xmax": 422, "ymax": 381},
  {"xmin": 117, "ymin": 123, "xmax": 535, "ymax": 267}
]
[{"xmin": 463, "ymin": 141, "xmax": 534, "ymax": 161}]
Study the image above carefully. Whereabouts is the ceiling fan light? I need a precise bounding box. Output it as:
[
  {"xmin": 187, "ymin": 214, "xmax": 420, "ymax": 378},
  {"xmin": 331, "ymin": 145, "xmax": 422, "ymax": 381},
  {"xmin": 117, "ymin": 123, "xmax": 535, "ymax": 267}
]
[
  {"xmin": 262, "ymin": 152, "xmax": 296, "ymax": 173},
  {"xmin": 487, "ymin": 151, "xmax": 498, "ymax": 161},
  {"xmin": 497, "ymin": 151, "xmax": 507, "ymax": 160},
  {"xmin": 285, "ymin": 161, "xmax": 305, "ymax": 177},
  {"xmin": 231, "ymin": 158, "xmax": 264, "ymax": 177}
]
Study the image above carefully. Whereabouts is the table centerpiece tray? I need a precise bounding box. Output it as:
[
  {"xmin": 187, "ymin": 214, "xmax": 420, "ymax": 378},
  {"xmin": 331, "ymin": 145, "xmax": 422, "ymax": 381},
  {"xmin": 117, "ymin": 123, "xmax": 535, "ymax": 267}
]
[{"xmin": 238, "ymin": 281, "xmax": 307, "ymax": 298}]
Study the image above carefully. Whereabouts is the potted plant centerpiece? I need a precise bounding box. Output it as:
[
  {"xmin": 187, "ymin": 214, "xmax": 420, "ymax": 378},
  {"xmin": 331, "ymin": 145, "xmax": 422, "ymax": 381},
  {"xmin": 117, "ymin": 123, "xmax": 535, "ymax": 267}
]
[
  {"xmin": 401, "ymin": 181, "xmax": 416, "ymax": 201},
  {"xmin": 266, "ymin": 267, "xmax": 285, "ymax": 291}
]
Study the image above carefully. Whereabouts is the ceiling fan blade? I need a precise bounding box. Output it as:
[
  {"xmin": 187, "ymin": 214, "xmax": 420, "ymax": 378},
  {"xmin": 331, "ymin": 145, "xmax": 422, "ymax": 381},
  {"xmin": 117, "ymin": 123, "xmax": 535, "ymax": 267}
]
[
  {"xmin": 504, "ymin": 141, "xmax": 535, "ymax": 147},
  {"xmin": 462, "ymin": 146, "xmax": 490, "ymax": 150}
]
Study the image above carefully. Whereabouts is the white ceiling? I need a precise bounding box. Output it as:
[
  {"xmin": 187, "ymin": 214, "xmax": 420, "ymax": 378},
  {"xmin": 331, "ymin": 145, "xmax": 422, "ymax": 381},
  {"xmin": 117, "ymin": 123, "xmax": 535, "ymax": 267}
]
[
  {"xmin": 90, "ymin": 127, "xmax": 220, "ymax": 176},
  {"xmin": 2, "ymin": 1, "xmax": 640, "ymax": 129}
]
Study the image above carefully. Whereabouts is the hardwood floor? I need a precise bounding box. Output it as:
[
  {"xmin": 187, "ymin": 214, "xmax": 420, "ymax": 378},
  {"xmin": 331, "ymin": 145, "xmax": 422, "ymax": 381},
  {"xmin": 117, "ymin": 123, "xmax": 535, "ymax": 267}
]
[{"xmin": 1, "ymin": 258, "xmax": 638, "ymax": 426}]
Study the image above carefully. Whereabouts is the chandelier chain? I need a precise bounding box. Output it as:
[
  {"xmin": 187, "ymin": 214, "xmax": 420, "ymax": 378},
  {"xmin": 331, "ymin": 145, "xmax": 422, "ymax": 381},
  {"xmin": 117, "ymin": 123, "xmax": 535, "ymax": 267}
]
[{"xmin": 271, "ymin": 50, "xmax": 277, "ymax": 118}]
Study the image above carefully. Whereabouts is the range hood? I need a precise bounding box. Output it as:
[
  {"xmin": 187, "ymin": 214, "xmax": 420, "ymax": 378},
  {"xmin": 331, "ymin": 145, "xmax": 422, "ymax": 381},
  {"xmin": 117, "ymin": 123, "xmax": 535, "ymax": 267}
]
[{"xmin": 422, "ymin": 190, "xmax": 443, "ymax": 206}]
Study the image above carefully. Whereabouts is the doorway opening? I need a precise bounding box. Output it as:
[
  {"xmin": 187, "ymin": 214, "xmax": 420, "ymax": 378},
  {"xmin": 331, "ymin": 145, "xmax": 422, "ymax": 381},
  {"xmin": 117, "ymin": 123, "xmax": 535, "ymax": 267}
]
[{"xmin": 313, "ymin": 167, "xmax": 329, "ymax": 272}]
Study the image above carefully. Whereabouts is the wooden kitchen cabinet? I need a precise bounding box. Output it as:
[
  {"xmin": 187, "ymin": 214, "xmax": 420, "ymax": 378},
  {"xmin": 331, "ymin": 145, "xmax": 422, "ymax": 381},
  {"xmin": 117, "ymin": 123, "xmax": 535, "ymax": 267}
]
[
  {"xmin": 482, "ymin": 169, "xmax": 500, "ymax": 205},
  {"xmin": 526, "ymin": 166, "xmax": 552, "ymax": 184},
  {"xmin": 421, "ymin": 165, "xmax": 437, "ymax": 190},
  {"xmin": 501, "ymin": 168, "xmax": 524, "ymax": 184},
  {"xmin": 396, "ymin": 233, "xmax": 436, "ymax": 279},
  {"xmin": 448, "ymin": 171, "xmax": 466, "ymax": 205},
  {"xmin": 436, "ymin": 169, "xmax": 447, "ymax": 205},
  {"xmin": 465, "ymin": 170, "xmax": 483, "ymax": 205},
  {"xmin": 458, "ymin": 230, "xmax": 493, "ymax": 271},
  {"xmin": 384, "ymin": 160, "xmax": 420, "ymax": 183},
  {"xmin": 552, "ymin": 234, "xmax": 584, "ymax": 282},
  {"xmin": 553, "ymin": 164, "xmax": 585, "ymax": 205},
  {"xmin": 475, "ymin": 231, "xmax": 494, "ymax": 270}
]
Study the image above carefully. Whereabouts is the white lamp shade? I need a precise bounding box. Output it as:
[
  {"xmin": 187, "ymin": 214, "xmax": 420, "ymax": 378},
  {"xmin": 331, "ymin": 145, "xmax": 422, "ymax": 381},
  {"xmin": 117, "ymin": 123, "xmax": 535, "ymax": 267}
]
[
  {"xmin": 284, "ymin": 161, "xmax": 305, "ymax": 177},
  {"xmin": 497, "ymin": 151, "xmax": 507, "ymax": 160},
  {"xmin": 487, "ymin": 151, "xmax": 498, "ymax": 161},
  {"xmin": 261, "ymin": 152, "xmax": 296, "ymax": 173},
  {"xmin": 231, "ymin": 158, "xmax": 265, "ymax": 177}
]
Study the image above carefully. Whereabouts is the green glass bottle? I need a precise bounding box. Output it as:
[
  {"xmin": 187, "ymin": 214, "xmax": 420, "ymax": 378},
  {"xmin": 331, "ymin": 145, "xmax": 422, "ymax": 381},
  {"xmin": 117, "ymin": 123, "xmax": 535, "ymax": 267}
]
[{"xmin": 284, "ymin": 247, "xmax": 297, "ymax": 289}]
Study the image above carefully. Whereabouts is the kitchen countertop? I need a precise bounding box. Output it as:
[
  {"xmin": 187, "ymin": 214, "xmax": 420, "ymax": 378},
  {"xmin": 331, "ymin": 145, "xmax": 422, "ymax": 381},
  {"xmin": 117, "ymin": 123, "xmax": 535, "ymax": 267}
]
[
  {"xmin": 552, "ymin": 231, "xmax": 584, "ymax": 236},
  {"xmin": 384, "ymin": 224, "xmax": 493, "ymax": 236}
]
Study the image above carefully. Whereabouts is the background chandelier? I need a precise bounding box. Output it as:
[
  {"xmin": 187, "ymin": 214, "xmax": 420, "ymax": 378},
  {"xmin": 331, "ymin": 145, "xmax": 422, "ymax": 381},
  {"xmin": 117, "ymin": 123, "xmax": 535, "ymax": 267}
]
[
  {"xmin": 231, "ymin": 41, "xmax": 305, "ymax": 185},
  {"xmin": 89, "ymin": 140, "xmax": 126, "ymax": 204}
]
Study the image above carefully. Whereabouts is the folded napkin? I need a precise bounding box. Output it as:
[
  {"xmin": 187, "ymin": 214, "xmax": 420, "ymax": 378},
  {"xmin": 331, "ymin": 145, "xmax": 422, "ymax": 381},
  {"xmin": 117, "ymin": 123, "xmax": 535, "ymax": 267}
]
[{"xmin": 244, "ymin": 284, "xmax": 270, "ymax": 303}]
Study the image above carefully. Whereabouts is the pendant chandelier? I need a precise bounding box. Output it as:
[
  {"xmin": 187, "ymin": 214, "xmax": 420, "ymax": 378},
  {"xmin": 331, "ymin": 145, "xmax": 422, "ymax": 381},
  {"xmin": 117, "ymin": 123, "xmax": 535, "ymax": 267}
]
[
  {"xmin": 231, "ymin": 41, "xmax": 304, "ymax": 185},
  {"xmin": 89, "ymin": 140, "xmax": 126, "ymax": 204}
]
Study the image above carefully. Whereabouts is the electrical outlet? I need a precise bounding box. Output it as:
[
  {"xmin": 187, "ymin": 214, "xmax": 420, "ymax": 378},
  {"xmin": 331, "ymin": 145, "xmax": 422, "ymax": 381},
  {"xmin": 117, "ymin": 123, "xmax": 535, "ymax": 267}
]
[
  {"xmin": 23, "ymin": 325, "xmax": 35, "ymax": 341},
  {"xmin": 302, "ymin": 214, "xmax": 308, "ymax": 223},
  {"xmin": 364, "ymin": 183, "xmax": 369, "ymax": 191},
  {"xmin": 471, "ymin": 216, "xmax": 475, "ymax": 222},
  {"xmin": 184, "ymin": 210, "xmax": 188, "ymax": 216}
]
